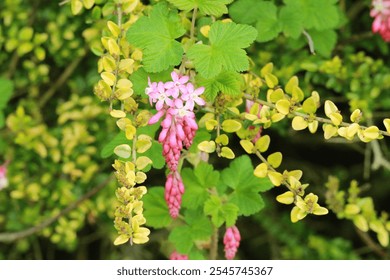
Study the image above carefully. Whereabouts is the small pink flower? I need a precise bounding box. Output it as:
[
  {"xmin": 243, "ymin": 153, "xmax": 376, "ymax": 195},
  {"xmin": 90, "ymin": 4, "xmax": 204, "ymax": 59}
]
[
  {"xmin": 223, "ymin": 226, "xmax": 241, "ymax": 260},
  {"xmin": 182, "ymin": 83, "xmax": 206, "ymax": 110},
  {"xmin": 169, "ymin": 251, "xmax": 188, "ymax": 260},
  {"xmin": 370, "ymin": 0, "xmax": 390, "ymax": 41},
  {"xmin": 165, "ymin": 71, "xmax": 189, "ymax": 98}
]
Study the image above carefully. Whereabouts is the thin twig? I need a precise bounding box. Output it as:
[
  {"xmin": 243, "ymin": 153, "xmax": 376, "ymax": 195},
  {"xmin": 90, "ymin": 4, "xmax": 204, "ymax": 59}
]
[
  {"xmin": 355, "ymin": 227, "xmax": 388, "ymax": 259},
  {"xmin": 38, "ymin": 48, "xmax": 87, "ymax": 108},
  {"xmin": 302, "ymin": 30, "xmax": 316, "ymax": 55},
  {"xmin": 0, "ymin": 175, "xmax": 114, "ymax": 243}
]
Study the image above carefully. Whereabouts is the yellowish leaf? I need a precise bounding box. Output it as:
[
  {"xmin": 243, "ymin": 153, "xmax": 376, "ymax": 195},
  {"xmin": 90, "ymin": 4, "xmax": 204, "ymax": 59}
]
[
  {"xmin": 254, "ymin": 163, "xmax": 268, "ymax": 178},
  {"xmin": 220, "ymin": 147, "xmax": 235, "ymax": 159},
  {"xmin": 198, "ymin": 141, "xmax": 216, "ymax": 153},
  {"xmin": 267, "ymin": 152, "xmax": 282, "ymax": 168},
  {"xmin": 240, "ymin": 140, "xmax": 254, "ymax": 154},
  {"xmin": 292, "ymin": 116, "xmax": 308, "ymax": 131},
  {"xmin": 222, "ymin": 119, "xmax": 242, "ymax": 133}
]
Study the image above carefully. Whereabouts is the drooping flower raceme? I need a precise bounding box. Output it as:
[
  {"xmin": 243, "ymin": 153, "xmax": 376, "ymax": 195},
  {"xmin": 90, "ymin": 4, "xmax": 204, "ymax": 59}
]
[
  {"xmin": 146, "ymin": 71, "xmax": 205, "ymax": 218},
  {"xmin": 370, "ymin": 0, "xmax": 390, "ymax": 41},
  {"xmin": 223, "ymin": 226, "xmax": 241, "ymax": 260}
]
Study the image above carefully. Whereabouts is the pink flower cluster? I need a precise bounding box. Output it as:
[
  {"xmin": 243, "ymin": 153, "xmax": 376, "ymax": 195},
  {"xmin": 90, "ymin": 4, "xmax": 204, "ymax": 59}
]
[
  {"xmin": 169, "ymin": 251, "xmax": 188, "ymax": 260},
  {"xmin": 0, "ymin": 163, "xmax": 8, "ymax": 191},
  {"xmin": 371, "ymin": 0, "xmax": 390, "ymax": 41},
  {"xmin": 146, "ymin": 71, "xmax": 205, "ymax": 218},
  {"xmin": 223, "ymin": 226, "xmax": 241, "ymax": 260}
]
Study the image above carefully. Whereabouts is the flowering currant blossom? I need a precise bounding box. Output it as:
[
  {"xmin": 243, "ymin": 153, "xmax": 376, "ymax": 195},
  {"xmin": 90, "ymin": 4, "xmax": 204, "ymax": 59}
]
[
  {"xmin": 0, "ymin": 163, "xmax": 8, "ymax": 191},
  {"xmin": 146, "ymin": 70, "xmax": 205, "ymax": 218},
  {"xmin": 223, "ymin": 226, "xmax": 241, "ymax": 260},
  {"xmin": 370, "ymin": 0, "xmax": 390, "ymax": 42},
  {"xmin": 169, "ymin": 251, "xmax": 188, "ymax": 260}
]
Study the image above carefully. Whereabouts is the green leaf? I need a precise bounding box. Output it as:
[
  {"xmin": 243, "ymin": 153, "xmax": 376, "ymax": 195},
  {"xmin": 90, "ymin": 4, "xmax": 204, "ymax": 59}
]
[
  {"xmin": 302, "ymin": 0, "xmax": 339, "ymax": 31},
  {"xmin": 196, "ymin": 71, "xmax": 242, "ymax": 101},
  {"xmin": 143, "ymin": 187, "xmax": 173, "ymax": 228},
  {"xmin": 184, "ymin": 208, "xmax": 213, "ymax": 240},
  {"xmin": 182, "ymin": 162, "xmax": 220, "ymax": 209},
  {"xmin": 228, "ymin": 0, "xmax": 267, "ymax": 24},
  {"xmin": 254, "ymin": 2, "xmax": 282, "ymax": 42},
  {"xmin": 221, "ymin": 155, "xmax": 273, "ymax": 216},
  {"xmin": 169, "ymin": 209, "xmax": 213, "ymax": 254},
  {"xmin": 130, "ymin": 68, "xmax": 173, "ymax": 97},
  {"xmin": 0, "ymin": 78, "xmax": 14, "ymax": 109},
  {"xmin": 279, "ymin": 5, "xmax": 303, "ymax": 39},
  {"xmin": 168, "ymin": 226, "xmax": 193, "ymax": 253},
  {"xmin": 167, "ymin": 0, "xmax": 233, "ymax": 17},
  {"xmin": 0, "ymin": 112, "xmax": 4, "ymax": 129},
  {"xmin": 126, "ymin": 3, "xmax": 185, "ymax": 72},
  {"xmin": 283, "ymin": 0, "xmax": 339, "ymax": 31},
  {"xmin": 187, "ymin": 21, "xmax": 257, "ymax": 78},
  {"xmin": 309, "ymin": 29, "xmax": 337, "ymax": 57},
  {"xmin": 204, "ymin": 195, "xmax": 239, "ymax": 227}
]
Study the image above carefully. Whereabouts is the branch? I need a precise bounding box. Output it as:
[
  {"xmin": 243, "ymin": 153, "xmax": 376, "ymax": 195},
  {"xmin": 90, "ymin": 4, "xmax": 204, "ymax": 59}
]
[
  {"xmin": 38, "ymin": 47, "xmax": 88, "ymax": 108},
  {"xmin": 244, "ymin": 93, "xmax": 390, "ymax": 137},
  {"xmin": 0, "ymin": 175, "xmax": 114, "ymax": 243},
  {"xmin": 302, "ymin": 30, "xmax": 316, "ymax": 55},
  {"xmin": 355, "ymin": 227, "xmax": 389, "ymax": 259}
]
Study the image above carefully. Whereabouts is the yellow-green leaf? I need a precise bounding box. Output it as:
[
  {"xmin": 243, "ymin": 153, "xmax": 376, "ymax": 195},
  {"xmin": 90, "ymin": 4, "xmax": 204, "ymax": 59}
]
[
  {"xmin": 136, "ymin": 156, "xmax": 153, "ymax": 170},
  {"xmin": 302, "ymin": 97, "xmax": 317, "ymax": 114},
  {"xmin": 107, "ymin": 20, "xmax": 121, "ymax": 38},
  {"xmin": 265, "ymin": 73, "xmax": 278, "ymax": 88},
  {"xmin": 113, "ymin": 235, "xmax": 129, "ymax": 246},
  {"xmin": 267, "ymin": 152, "xmax": 282, "ymax": 168},
  {"xmin": 350, "ymin": 109, "xmax": 362, "ymax": 123},
  {"xmin": 240, "ymin": 139, "xmax": 254, "ymax": 154},
  {"xmin": 254, "ymin": 163, "xmax": 268, "ymax": 178},
  {"xmin": 260, "ymin": 62, "xmax": 273, "ymax": 77},
  {"xmin": 255, "ymin": 135, "xmax": 270, "ymax": 152},
  {"xmin": 110, "ymin": 109, "xmax": 126, "ymax": 118},
  {"xmin": 220, "ymin": 147, "xmax": 235, "ymax": 159},
  {"xmin": 276, "ymin": 191, "xmax": 294, "ymax": 204},
  {"xmin": 275, "ymin": 99, "xmax": 290, "ymax": 115},
  {"xmin": 269, "ymin": 88, "xmax": 284, "ymax": 103},
  {"xmin": 323, "ymin": 124, "xmax": 338, "ymax": 139},
  {"xmin": 285, "ymin": 76, "xmax": 298, "ymax": 94},
  {"xmin": 353, "ymin": 215, "xmax": 369, "ymax": 232},
  {"xmin": 384, "ymin": 118, "xmax": 390, "ymax": 133},
  {"xmin": 114, "ymin": 144, "xmax": 131, "ymax": 158},
  {"xmin": 291, "ymin": 86, "xmax": 304, "ymax": 102},
  {"xmin": 222, "ymin": 119, "xmax": 242, "ymax": 133},
  {"xmin": 215, "ymin": 134, "xmax": 229, "ymax": 145},
  {"xmin": 268, "ymin": 171, "xmax": 283, "ymax": 186},
  {"xmin": 324, "ymin": 100, "xmax": 338, "ymax": 117},
  {"xmin": 198, "ymin": 141, "xmax": 216, "ymax": 153},
  {"xmin": 292, "ymin": 116, "xmax": 308, "ymax": 131},
  {"xmin": 71, "ymin": 0, "xmax": 83, "ymax": 15},
  {"xmin": 101, "ymin": 71, "xmax": 116, "ymax": 86}
]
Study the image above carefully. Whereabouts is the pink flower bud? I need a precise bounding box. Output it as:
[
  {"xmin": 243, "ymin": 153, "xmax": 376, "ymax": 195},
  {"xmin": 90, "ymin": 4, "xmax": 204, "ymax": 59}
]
[{"xmin": 223, "ymin": 226, "xmax": 241, "ymax": 260}]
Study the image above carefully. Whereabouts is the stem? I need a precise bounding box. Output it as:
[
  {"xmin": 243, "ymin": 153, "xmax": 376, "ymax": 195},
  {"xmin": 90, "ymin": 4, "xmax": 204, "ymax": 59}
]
[
  {"xmin": 209, "ymin": 225, "xmax": 219, "ymax": 260},
  {"xmin": 190, "ymin": 7, "xmax": 198, "ymax": 40},
  {"xmin": 109, "ymin": 6, "xmax": 124, "ymax": 111},
  {"xmin": 244, "ymin": 93, "xmax": 390, "ymax": 137},
  {"xmin": 355, "ymin": 228, "xmax": 388, "ymax": 259},
  {"xmin": 39, "ymin": 50, "xmax": 86, "ymax": 107},
  {"xmin": 302, "ymin": 30, "xmax": 316, "ymax": 55},
  {"xmin": 0, "ymin": 175, "xmax": 113, "ymax": 243}
]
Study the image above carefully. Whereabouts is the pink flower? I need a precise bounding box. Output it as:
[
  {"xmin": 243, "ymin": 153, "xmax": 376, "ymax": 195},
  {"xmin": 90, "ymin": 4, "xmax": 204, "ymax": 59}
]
[
  {"xmin": 169, "ymin": 251, "xmax": 188, "ymax": 260},
  {"xmin": 370, "ymin": 0, "xmax": 390, "ymax": 41},
  {"xmin": 164, "ymin": 71, "xmax": 189, "ymax": 98},
  {"xmin": 182, "ymin": 83, "xmax": 205, "ymax": 110},
  {"xmin": 223, "ymin": 226, "xmax": 241, "ymax": 260}
]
